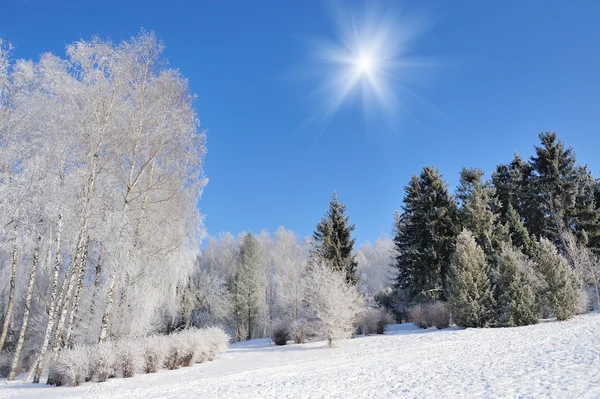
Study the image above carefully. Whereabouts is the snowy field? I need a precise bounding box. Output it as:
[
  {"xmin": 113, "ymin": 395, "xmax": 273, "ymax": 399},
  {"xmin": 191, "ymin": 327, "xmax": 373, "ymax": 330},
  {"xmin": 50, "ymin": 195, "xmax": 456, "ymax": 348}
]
[{"xmin": 1, "ymin": 313, "xmax": 599, "ymax": 399}]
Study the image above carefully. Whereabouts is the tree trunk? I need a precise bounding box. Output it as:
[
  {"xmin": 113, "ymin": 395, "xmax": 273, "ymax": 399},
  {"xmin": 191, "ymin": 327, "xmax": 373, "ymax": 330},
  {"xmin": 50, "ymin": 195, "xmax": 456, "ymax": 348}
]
[
  {"xmin": 29, "ymin": 214, "xmax": 61, "ymax": 383},
  {"xmin": 50, "ymin": 231, "xmax": 86, "ymax": 356},
  {"xmin": 0, "ymin": 214, "xmax": 19, "ymax": 352},
  {"xmin": 99, "ymin": 272, "xmax": 116, "ymax": 343},
  {"xmin": 88, "ymin": 249, "xmax": 102, "ymax": 320},
  {"xmin": 65, "ymin": 236, "xmax": 89, "ymax": 347},
  {"xmin": 8, "ymin": 232, "xmax": 42, "ymax": 381}
]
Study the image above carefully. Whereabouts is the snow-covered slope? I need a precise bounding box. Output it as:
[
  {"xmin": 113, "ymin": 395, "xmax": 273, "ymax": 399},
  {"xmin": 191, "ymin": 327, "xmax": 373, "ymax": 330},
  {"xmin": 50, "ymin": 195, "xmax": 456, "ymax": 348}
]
[{"xmin": 2, "ymin": 314, "xmax": 599, "ymax": 398}]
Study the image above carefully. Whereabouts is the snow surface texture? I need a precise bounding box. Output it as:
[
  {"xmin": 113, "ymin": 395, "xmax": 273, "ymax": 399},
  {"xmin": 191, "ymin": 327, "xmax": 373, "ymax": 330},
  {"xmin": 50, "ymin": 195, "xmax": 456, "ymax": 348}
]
[{"xmin": 1, "ymin": 314, "xmax": 599, "ymax": 398}]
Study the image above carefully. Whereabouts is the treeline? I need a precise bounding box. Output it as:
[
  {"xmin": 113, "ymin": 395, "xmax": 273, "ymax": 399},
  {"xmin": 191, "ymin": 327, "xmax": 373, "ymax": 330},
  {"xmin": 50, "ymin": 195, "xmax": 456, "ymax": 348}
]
[
  {"xmin": 181, "ymin": 132, "xmax": 599, "ymax": 344},
  {"xmin": 390, "ymin": 132, "xmax": 600, "ymax": 327},
  {"xmin": 0, "ymin": 32, "xmax": 205, "ymax": 382},
  {"xmin": 179, "ymin": 197, "xmax": 392, "ymax": 343}
]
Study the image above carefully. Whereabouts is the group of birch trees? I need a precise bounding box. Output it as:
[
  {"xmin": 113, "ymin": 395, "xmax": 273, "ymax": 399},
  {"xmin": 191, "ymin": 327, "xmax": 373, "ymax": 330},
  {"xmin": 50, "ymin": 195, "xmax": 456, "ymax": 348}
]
[{"xmin": 0, "ymin": 32, "xmax": 205, "ymax": 381}]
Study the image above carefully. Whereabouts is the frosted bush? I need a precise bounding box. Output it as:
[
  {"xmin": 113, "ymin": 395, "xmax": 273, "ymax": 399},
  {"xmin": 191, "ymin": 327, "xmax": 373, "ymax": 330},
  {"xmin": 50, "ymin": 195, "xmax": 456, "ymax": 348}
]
[
  {"xmin": 203, "ymin": 326, "xmax": 230, "ymax": 360},
  {"xmin": 116, "ymin": 339, "xmax": 142, "ymax": 378},
  {"xmin": 359, "ymin": 308, "xmax": 392, "ymax": 335},
  {"xmin": 410, "ymin": 305, "xmax": 429, "ymax": 328},
  {"xmin": 290, "ymin": 320, "xmax": 308, "ymax": 344},
  {"xmin": 142, "ymin": 335, "xmax": 168, "ymax": 374},
  {"xmin": 164, "ymin": 333, "xmax": 186, "ymax": 370},
  {"xmin": 49, "ymin": 345, "xmax": 92, "ymax": 387},
  {"xmin": 91, "ymin": 342, "xmax": 118, "ymax": 382},
  {"xmin": 411, "ymin": 303, "xmax": 450, "ymax": 329},
  {"xmin": 425, "ymin": 302, "xmax": 450, "ymax": 329},
  {"xmin": 271, "ymin": 321, "xmax": 290, "ymax": 346}
]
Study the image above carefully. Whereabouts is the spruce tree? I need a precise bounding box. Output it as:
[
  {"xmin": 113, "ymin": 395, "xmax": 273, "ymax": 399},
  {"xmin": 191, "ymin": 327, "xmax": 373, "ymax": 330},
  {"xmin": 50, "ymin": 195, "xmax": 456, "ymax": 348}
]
[
  {"xmin": 528, "ymin": 132, "xmax": 581, "ymax": 251},
  {"xmin": 231, "ymin": 233, "xmax": 266, "ymax": 341},
  {"xmin": 456, "ymin": 167, "xmax": 507, "ymax": 261},
  {"xmin": 496, "ymin": 246, "xmax": 538, "ymax": 327},
  {"xmin": 492, "ymin": 154, "xmax": 531, "ymax": 221},
  {"xmin": 393, "ymin": 166, "xmax": 459, "ymax": 302},
  {"xmin": 311, "ymin": 192, "xmax": 358, "ymax": 285},
  {"xmin": 532, "ymin": 238, "xmax": 579, "ymax": 321},
  {"xmin": 505, "ymin": 203, "xmax": 533, "ymax": 256},
  {"xmin": 572, "ymin": 166, "xmax": 600, "ymax": 256},
  {"xmin": 449, "ymin": 230, "xmax": 497, "ymax": 328}
]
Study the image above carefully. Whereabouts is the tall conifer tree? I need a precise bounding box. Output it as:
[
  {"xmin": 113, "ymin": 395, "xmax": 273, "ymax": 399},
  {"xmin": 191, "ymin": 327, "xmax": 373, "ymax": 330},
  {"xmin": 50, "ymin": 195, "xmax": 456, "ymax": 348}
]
[
  {"xmin": 393, "ymin": 166, "xmax": 459, "ymax": 302},
  {"xmin": 311, "ymin": 192, "xmax": 358, "ymax": 285}
]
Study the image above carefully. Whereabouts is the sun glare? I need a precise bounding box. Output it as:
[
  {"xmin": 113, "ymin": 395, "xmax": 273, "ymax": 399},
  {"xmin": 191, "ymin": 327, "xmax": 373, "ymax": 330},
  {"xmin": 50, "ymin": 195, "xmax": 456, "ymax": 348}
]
[
  {"xmin": 356, "ymin": 53, "xmax": 374, "ymax": 74},
  {"xmin": 299, "ymin": 3, "xmax": 435, "ymax": 134}
]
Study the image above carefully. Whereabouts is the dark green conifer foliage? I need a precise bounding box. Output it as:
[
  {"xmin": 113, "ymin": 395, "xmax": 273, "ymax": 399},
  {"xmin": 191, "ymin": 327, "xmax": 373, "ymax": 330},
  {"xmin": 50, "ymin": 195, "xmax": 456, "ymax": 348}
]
[
  {"xmin": 311, "ymin": 192, "xmax": 358, "ymax": 285},
  {"xmin": 571, "ymin": 167, "xmax": 600, "ymax": 256},
  {"xmin": 505, "ymin": 204, "xmax": 533, "ymax": 256},
  {"xmin": 492, "ymin": 154, "xmax": 531, "ymax": 222},
  {"xmin": 449, "ymin": 230, "xmax": 497, "ymax": 328},
  {"xmin": 393, "ymin": 166, "xmax": 459, "ymax": 302},
  {"xmin": 456, "ymin": 167, "xmax": 508, "ymax": 262},
  {"xmin": 496, "ymin": 246, "xmax": 538, "ymax": 327},
  {"xmin": 532, "ymin": 238, "xmax": 579, "ymax": 321},
  {"xmin": 528, "ymin": 132, "xmax": 579, "ymax": 250}
]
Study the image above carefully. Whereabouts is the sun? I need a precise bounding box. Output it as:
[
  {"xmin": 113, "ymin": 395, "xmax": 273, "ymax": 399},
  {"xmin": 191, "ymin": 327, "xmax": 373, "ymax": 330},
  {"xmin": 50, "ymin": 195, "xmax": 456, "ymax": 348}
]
[
  {"xmin": 297, "ymin": 2, "xmax": 436, "ymax": 134},
  {"xmin": 356, "ymin": 53, "xmax": 374, "ymax": 74}
]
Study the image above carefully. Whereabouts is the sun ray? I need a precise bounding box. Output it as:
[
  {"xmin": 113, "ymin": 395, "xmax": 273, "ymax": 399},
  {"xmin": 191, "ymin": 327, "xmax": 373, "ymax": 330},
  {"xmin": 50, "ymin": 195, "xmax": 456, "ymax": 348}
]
[{"xmin": 297, "ymin": 2, "xmax": 437, "ymax": 137}]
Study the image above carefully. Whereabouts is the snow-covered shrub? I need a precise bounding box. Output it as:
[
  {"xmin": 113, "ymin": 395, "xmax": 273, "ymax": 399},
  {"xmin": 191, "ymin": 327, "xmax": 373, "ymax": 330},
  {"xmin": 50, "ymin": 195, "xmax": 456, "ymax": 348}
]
[
  {"xmin": 116, "ymin": 339, "xmax": 142, "ymax": 378},
  {"xmin": 410, "ymin": 305, "xmax": 429, "ymax": 329},
  {"xmin": 576, "ymin": 289, "xmax": 590, "ymax": 315},
  {"xmin": 302, "ymin": 262, "xmax": 365, "ymax": 347},
  {"xmin": 0, "ymin": 353, "xmax": 11, "ymax": 378},
  {"xmin": 49, "ymin": 345, "xmax": 92, "ymax": 387},
  {"xmin": 91, "ymin": 342, "xmax": 118, "ymax": 382},
  {"xmin": 271, "ymin": 321, "xmax": 290, "ymax": 346},
  {"xmin": 359, "ymin": 308, "xmax": 392, "ymax": 335},
  {"xmin": 164, "ymin": 333, "xmax": 187, "ymax": 370},
  {"xmin": 142, "ymin": 335, "xmax": 168, "ymax": 374},
  {"xmin": 424, "ymin": 302, "xmax": 450, "ymax": 329},
  {"xmin": 290, "ymin": 320, "xmax": 308, "ymax": 344},
  {"xmin": 201, "ymin": 326, "xmax": 230, "ymax": 361}
]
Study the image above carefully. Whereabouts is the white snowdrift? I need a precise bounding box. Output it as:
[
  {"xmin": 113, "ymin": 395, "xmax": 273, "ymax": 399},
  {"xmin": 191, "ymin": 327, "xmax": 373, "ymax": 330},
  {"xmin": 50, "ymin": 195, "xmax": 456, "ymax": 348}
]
[{"xmin": 1, "ymin": 314, "xmax": 599, "ymax": 398}]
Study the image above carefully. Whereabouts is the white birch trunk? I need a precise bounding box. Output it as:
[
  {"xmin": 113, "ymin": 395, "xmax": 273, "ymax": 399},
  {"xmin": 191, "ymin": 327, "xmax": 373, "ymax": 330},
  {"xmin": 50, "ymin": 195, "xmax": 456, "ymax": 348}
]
[
  {"xmin": 0, "ymin": 213, "xmax": 19, "ymax": 351},
  {"xmin": 29, "ymin": 214, "xmax": 61, "ymax": 383},
  {"xmin": 8, "ymin": 232, "xmax": 42, "ymax": 381},
  {"xmin": 98, "ymin": 272, "xmax": 116, "ymax": 343}
]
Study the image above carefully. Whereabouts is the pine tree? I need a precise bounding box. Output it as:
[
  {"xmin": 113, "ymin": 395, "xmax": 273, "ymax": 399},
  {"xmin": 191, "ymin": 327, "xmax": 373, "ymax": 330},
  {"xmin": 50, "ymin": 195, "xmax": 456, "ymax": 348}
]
[
  {"xmin": 496, "ymin": 246, "xmax": 538, "ymax": 327},
  {"xmin": 231, "ymin": 233, "xmax": 266, "ymax": 341},
  {"xmin": 532, "ymin": 238, "xmax": 579, "ymax": 321},
  {"xmin": 571, "ymin": 166, "xmax": 600, "ymax": 256},
  {"xmin": 449, "ymin": 230, "xmax": 497, "ymax": 328},
  {"xmin": 505, "ymin": 204, "xmax": 533, "ymax": 255},
  {"xmin": 393, "ymin": 166, "xmax": 459, "ymax": 302},
  {"xmin": 456, "ymin": 167, "xmax": 508, "ymax": 261},
  {"xmin": 311, "ymin": 192, "xmax": 358, "ymax": 285},
  {"xmin": 492, "ymin": 153, "xmax": 531, "ymax": 221}
]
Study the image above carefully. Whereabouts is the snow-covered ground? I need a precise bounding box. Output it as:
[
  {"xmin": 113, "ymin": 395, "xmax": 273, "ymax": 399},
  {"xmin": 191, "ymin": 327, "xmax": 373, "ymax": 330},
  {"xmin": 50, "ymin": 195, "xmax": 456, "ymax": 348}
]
[{"xmin": 1, "ymin": 313, "xmax": 599, "ymax": 399}]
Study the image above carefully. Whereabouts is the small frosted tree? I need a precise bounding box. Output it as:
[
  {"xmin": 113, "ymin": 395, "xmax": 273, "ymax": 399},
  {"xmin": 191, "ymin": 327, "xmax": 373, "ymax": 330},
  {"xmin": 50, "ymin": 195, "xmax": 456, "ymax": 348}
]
[
  {"xmin": 449, "ymin": 230, "xmax": 497, "ymax": 328},
  {"xmin": 302, "ymin": 260, "xmax": 364, "ymax": 347},
  {"xmin": 230, "ymin": 233, "xmax": 266, "ymax": 341},
  {"xmin": 532, "ymin": 238, "xmax": 579, "ymax": 320},
  {"xmin": 496, "ymin": 246, "xmax": 538, "ymax": 326}
]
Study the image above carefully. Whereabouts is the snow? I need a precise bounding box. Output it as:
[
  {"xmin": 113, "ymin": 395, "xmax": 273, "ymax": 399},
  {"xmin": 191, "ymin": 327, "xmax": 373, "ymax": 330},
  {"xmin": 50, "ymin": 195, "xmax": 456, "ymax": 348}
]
[{"xmin": 2, "ymin": 314, "xmax": 599, "ymax": 398}]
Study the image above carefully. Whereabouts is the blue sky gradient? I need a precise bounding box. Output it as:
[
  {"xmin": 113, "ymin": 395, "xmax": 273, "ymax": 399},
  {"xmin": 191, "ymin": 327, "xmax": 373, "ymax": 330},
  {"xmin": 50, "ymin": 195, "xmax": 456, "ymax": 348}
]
[{"xmin": 2, "ymin": 1, "xmax": 599, "ymax": 244}]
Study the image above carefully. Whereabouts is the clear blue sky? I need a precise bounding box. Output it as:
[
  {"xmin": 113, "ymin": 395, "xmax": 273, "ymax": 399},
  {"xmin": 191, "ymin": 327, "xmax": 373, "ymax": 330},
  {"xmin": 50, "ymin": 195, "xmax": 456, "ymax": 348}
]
[{"xmin": 2, "ymin": 1, "xmax": 599, "ymax": 245}]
